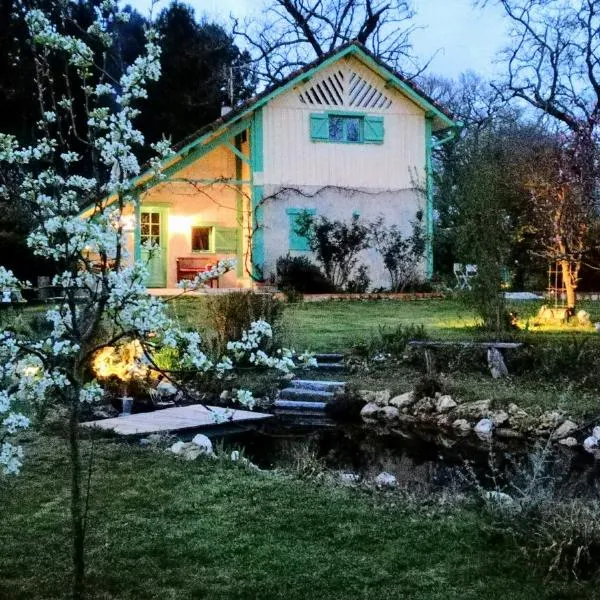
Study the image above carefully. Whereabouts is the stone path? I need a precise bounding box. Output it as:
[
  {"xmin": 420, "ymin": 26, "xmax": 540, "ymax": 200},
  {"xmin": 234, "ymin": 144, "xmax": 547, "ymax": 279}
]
[{"xmin": 81, "ymin": 404, "xmax": 272, "ymax": 436}]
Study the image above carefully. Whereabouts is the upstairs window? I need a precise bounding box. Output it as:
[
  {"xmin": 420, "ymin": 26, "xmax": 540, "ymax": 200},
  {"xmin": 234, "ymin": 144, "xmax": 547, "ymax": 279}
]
[
  {"xmin": 329, "ymin": 115, "xmax": 362, "ymax": 143},
  {"xmin": 310, "ymin": 112, "xmax": 384, "ymax": 144}
]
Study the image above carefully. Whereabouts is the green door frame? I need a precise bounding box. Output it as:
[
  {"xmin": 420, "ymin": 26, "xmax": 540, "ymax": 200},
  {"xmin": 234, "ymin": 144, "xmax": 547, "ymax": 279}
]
[{"xmin": 139, "ymin": 205, "xmax": 169, "ymax": 288}]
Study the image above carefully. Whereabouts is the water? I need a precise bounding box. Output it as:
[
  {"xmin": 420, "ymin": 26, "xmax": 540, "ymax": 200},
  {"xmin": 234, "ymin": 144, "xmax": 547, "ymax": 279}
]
[{"xmin": 218, "ymin": 414, "xmax": 600, "ymax": 497}]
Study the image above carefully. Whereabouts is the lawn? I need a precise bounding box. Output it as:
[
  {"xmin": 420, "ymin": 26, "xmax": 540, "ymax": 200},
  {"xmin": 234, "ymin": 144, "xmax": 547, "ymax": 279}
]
[
  {"xmin": 282, "ymin": 298, "xmax": 600, "ymax": 352},
  {"xmin": 0, "ymin": 434, "xmax": 594, "ymax": 600}
]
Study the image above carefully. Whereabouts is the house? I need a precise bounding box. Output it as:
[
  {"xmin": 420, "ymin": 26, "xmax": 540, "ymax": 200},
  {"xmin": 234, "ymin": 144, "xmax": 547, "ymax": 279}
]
[{"xmin": 118, "ymin": 42, "xmax": 457, "ymax": 289}]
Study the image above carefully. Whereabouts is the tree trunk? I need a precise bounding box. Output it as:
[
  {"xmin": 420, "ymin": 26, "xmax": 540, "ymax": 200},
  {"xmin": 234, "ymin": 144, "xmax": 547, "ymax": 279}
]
[
  {"xmin": 560, "ymin": 259, "xmax": 578, "ymax": 309},
  {"xmin": 69, "ymin": 395, "xmax": 85, "ymax": 600}
]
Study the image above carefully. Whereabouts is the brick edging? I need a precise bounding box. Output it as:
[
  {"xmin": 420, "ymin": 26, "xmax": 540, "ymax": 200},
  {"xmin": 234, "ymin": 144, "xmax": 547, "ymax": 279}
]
[{"xmin": 274, "ymin": 292, "xmax": 445, "ymax": 302}]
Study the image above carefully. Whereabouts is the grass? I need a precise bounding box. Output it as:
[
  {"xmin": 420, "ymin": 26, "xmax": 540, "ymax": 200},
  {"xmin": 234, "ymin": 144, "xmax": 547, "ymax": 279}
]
[
  {"xmin": 0, "ymin": 434, "xmax": 595, "ymax": 600},
  {"xmin": 282, "ymin": 298, "xmax": 600, "ymax": 352}
]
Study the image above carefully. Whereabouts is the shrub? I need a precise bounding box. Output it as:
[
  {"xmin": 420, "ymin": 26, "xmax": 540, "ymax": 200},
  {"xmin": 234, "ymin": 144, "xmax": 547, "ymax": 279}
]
[
  {"xmin": 346, "ymin": 264, "xmax": 370, "ymax": 293},
  {"xmin": 205, "ymin": 292, "xmax": 283, "ymax": 355},
  {"xmin": 275, "ymin": 254, "xmax": 335, "ymax": 294},
  {"xmin": 295, "ymin": 211, "xmax": 370, "ymax": 290},
  {"xmin": 469, "ymin": 442, "xmax": 600, "ymax": 581},
  {"xmin": 370, "ymin": 212, "xmax": 426, "ymax": 292},
  {"xmin": 376, "ymin": 323, "xmax": 428, "ymax": 356}
]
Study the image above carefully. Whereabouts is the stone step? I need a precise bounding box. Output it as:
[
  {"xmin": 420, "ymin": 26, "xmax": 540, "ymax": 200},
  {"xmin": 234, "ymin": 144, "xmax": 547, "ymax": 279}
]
[
  {"xmin": 290, "ymin": 379, "xmax": 345, "ymax": 392},
  {"xmin": 313, "ymin": 362, "xmax": 344, "ymax": 371},
  {"xmin": 274, "ymin": 399, "xmax": 327, "ymax": 410},
  {"xmin": 279, "ymin": 388, "xmax": 335, "ymax": 402}
]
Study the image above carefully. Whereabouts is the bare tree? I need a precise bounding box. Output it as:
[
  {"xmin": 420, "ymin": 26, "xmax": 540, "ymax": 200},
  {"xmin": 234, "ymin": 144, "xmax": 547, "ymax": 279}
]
[
  {"xmin": 483, "ymin": 0, "xmax": 600, "ymax": 306},
  {"xmin": 232, "ymin": 0, "xmax": 419, "ymax": 83},
  {"xmin": 489, "ymin": 0, "xmax": 600, "ymax": 135}
]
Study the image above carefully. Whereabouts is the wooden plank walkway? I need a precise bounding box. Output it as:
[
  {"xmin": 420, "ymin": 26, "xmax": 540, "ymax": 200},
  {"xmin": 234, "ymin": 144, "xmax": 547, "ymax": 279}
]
[{"xmin": 81, "ymin": 404, "xmax": 272, "ymax": 436}]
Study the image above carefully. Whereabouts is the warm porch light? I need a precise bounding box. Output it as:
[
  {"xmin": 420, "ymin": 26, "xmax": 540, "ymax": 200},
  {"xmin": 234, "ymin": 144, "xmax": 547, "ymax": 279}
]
[
  {"xmin": 92, "ymin": 340, "xmax": 149, "ymax": 381},
  {"xmin": 169, "ymin": 215, "xmax": 194, "ymax": 235}
]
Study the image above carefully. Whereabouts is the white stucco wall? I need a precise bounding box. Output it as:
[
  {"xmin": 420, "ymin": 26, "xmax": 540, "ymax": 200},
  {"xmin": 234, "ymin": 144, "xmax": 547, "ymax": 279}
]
[{"xmin": 261, "ymin": 185, "xmax": 425, "ymax": 289}]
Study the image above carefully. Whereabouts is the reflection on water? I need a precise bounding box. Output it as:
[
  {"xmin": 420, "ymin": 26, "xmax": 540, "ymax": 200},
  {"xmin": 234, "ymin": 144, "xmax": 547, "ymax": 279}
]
[{"xmin": 220, "ymin": 414, "xmax": 600, "ymax": 497}]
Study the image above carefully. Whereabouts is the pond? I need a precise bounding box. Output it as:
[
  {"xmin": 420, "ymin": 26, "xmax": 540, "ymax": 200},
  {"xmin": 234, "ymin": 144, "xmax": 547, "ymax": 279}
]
[{"xmin": 217, "ymin": 413, "xmax": 600, "ymax": 498}]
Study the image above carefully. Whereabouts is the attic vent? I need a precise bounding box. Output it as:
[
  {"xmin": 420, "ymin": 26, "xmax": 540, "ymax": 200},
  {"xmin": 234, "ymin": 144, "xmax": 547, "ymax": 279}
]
[
  {"xmin": 348, "ymin": 72, "xmax": 392, "ymax": 109},
  {"xmin": 298, "ymin": 70, "xmax": 392, "ymax": 109},
  {"xmin": 299, "ymin": 70, "xmax": 345, "ymax": 106}
]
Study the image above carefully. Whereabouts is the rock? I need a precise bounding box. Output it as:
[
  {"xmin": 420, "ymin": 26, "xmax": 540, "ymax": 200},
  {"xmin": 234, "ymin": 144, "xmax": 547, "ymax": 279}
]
[
  {"xmin": 583, "ymin": 436, "xmax": 599, "ymax": 452},
  {"xmin": 231, "ymin": 450, "xmax": 259, "ymax": 470},
  {"xmin": 455, "ymin": 399, "xmax": 491, "ymax": 420},
  {"xmin": 389, "ymin": 391, "xmax": 416, "ymax": 410},
  {"xmin": 360, "ymin": 402, "xmax": 381, "ymax": 422},
  {"xmin": 139, "ymin": 438, "xmax": 151, "ymax": 447},
  {"xmin": 156, "ymin": 380, "xmax": 178, "ymax": 397},
  {"xmin": 559, "ymin": 437, "xmax": 578, "ymax": 447},
  {"xmin": 380, "ymin": 405, "xmax": 400, "ymax": 422},
  {"xmin": 374, "ymin": 472, "xmax": 397, "ymax": 488},
  {"xmin": 436, "ymin": 414, "xmax": 453, "ymax": 428},
  {"xmin": 508, "ymin": 403, "xmax": 526, "ymax": 416},
  {"xmin": 92, "ymin": 405, "xmax": 119, "ymax": 420},
  {"xmin": 490, "ymin": 410, "xmax": 509, "ymax": 427},
  {"xmin": 340, "ymin": 473, "xmax": 360, "ymax": 484},
  {"xmin": 181, "ymin": 444, "xmax": 203, "ymax": 461},
  {"xmin": 435, "ymin": 395, "xmax": 457, "ymax": 413},
  {"xmin": 359, "ymin": 389, "xmax": 391, "ymax": 405},
  {"xmin": 487, "ymin": 347, "xmax": 509, "ymax": 378},
  {"xmin": 507, "ymin": 403, "xmax": 534, "ymax": 433},
  {"xmin": 220, "ymin": 390, "xmax": 231, "ymax": 401},
  {"xmin": 412, "ymin": 397, "xmax": 436, "ymax": 414},
  {"xmin": 452, "ymin": 419, "xmax": 471, "ymax": 433},
  {"xmin": 577, "ymin": 310, "xmax": 591, "ymax": 327},
  {"xmin": 475, "ymin": 418, "xmax": 494, "ymax": 436},
  {"xmin": 537, "ymin": 410, "xmax": 565, "ymax": 432},
  {"xmin": 593, "ymin": 426, "xmax": 600, "ymax": 439},
  {"xmin": 170, "ymin": 441, "xmax": 185, "ymax": 454},
  {"xmin": 495, "ymin": 428, "xmax": 524, "ymax": 439},
  {"xmin": 191, "ymin": 434, "xmax": 213, "ymax": 455},
  {"xmin": 552, "ymin": 419, "xmax": 578, "ymax": 440}
]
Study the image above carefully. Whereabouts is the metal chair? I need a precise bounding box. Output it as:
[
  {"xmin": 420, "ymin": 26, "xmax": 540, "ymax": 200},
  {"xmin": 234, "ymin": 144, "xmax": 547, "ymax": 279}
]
[
  {"xmin": 453, "ymin": 263, "xmax": 467, "ymax": 289},
  {"xmin": 464, "ymin": 264, "xmax": 478, "ymax": 290}
]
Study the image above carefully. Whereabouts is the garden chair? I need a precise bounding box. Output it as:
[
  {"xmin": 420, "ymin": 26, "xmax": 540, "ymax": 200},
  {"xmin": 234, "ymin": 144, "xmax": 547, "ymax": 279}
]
[
  {"xmin": 453, "ymin": 263, "xmax": 468, "ymax": 290},
  {"xmin": 464, "ymin": 264, "xmax": 478, "ymax": 290}
]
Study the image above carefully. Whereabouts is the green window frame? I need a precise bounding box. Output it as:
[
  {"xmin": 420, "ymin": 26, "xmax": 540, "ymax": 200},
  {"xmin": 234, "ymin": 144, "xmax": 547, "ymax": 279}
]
[
  {"xmin": 310, "ymin": 112, "xmax": 384, "ymax": 144},
  {"xmin": 286, "ymin": 208, "xmax": 316, "ymax": 252}
]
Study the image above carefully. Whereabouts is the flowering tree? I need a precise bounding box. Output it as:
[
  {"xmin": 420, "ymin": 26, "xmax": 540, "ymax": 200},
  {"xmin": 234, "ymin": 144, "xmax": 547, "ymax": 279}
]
[{"xmin": 0, "ymin": 3, "xmax": 312, "ymax": 598}]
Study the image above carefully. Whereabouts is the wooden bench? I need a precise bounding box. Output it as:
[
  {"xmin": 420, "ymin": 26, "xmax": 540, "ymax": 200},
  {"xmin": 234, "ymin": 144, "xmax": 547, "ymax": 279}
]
[
  {"xmin": 176, "ymin": 257, "xmax": 219, "ymax": 288},
  {"xmin": 408, "ymin": 340, "xmax": 523, "ymax": 378}
]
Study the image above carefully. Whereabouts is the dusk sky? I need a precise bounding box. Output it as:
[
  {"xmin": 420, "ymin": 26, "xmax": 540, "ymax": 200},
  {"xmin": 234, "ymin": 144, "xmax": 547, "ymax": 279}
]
[{"xmin": 130, "ymin": 0, "xmax": 510, "ymax": 79}]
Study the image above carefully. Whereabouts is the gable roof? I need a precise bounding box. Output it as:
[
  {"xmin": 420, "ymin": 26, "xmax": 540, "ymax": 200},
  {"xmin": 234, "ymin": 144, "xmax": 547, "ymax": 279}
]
[
  {"xmin": 82, "ymin": 42, "xmax": 457, "ymax": 213},
  {"xmin": 172, "ymin": 41, "xmax": 455, "ymax": 158}
]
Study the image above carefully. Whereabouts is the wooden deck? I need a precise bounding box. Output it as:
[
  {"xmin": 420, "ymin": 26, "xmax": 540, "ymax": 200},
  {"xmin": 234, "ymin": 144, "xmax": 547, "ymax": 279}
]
[{"xmin": 81, "ymin": 404, "xmax": 272, "ymax": 436}]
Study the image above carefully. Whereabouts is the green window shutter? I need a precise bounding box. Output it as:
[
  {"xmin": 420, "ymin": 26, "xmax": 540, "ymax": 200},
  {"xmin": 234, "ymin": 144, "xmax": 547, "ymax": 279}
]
[
  {"xmin": 364, "ymin": 116, "xmax": 384, "ymax": 144},
  {"xmin": 310, "ymin": 113, "xmax": 329, "ymax": 142},
  {"xmin": 214, "ymin": 227, "xmax": 238, "ymax": 253},
  {"xmin": 287, "ymin": 208, "xmax": 315, "ymax": 252}
]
